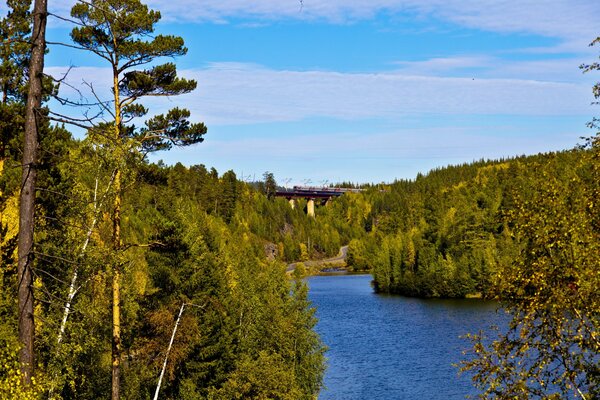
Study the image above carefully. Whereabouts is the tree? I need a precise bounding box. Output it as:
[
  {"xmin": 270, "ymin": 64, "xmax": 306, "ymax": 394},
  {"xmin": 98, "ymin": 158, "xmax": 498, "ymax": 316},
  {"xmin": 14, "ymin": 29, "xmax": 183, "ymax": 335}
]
[
  {"xmin": 68, "ymin": 1, "xmax": 206, "ymax": 398},
  {"xmin": 17, "ymin": 0, "xmax": 48, "ymax": 386},
  {"xmin": 0, "ymin": 0, "xmax": 30, "ymax": 98},
  {"xmin": 0, "ymin": 0, "xmax": 30, "ymax": 159},
  {"xmin": 263, "ymin": 171, "xmax": 277, "ymax": 200},
  {"xmin": 220, "ymin": 170, "xmax": 238, "ymax": 223},
  {"xmin": 461, "ymin": 39, "xmax": 600, "ymax": 399}
]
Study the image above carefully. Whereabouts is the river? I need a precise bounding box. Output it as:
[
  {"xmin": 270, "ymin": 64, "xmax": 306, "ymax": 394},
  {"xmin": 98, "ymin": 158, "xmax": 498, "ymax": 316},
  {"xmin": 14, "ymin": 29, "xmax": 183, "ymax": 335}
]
[{"xmin": 307, "ymin": 274, "xmax": 505, "ymax": 400}]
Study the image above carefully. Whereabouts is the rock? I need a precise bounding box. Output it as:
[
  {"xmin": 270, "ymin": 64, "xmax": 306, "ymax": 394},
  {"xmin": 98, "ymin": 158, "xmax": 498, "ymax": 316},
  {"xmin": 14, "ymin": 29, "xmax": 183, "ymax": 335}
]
[{"xmin": 264, "ymin": 242, "xmax": 278, "ymax": 261}]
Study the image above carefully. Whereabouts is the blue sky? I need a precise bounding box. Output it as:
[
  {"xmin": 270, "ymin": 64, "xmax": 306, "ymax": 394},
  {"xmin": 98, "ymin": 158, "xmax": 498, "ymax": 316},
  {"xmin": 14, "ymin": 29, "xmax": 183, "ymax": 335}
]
[{"xmin": 16, "ymin": 0, "xmax": 600, "ymax": 184}]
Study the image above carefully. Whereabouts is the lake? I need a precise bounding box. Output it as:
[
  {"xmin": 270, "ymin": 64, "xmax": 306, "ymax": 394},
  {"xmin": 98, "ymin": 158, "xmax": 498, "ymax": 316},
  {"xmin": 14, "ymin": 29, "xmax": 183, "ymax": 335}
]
[{"xmin": 307, "ymin": 274, "xmax": 505, "ymax": 400}]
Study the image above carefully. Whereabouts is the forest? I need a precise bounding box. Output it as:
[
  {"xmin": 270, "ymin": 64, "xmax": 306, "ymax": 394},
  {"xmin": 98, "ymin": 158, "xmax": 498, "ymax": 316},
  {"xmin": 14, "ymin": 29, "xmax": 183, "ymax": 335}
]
[
  {"xmin": 0, "ymin": 0, "xmax": 333, "ymax": 398},
  {"xmin": 1, "ymin": 0, "xmax": 598, "ymax": 398},
  {"xmin": 345, "ymin": 150, "xmax": 595, "ymax": 298}
]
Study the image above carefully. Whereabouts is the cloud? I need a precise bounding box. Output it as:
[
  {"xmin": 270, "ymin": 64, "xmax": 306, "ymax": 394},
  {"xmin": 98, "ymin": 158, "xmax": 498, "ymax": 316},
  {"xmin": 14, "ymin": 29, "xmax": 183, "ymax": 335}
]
[
  {"xmin": 48, "ymin": 0, "xmax": 599, "ymax": 47},
  {"xmin": 152, "ymin": 122, "xmax": 582, "ymax": 183},
  {"xmin": 393, "ymin": 55, "xmax": 593, "ymax": 83},
  {"xmin": 47, "ymin": 62, "xmax": 593, "ymax": 128},
  {"xmin": 171, "ymin": 63, "xmax": 594, "ymax": 125},
  {"xmin": 45, "ymin": 62, "xmax": 591, "ymax": 183},
  {"xmin": 393, "ymin": 56, "xmax": 495, "ymax": 75}
]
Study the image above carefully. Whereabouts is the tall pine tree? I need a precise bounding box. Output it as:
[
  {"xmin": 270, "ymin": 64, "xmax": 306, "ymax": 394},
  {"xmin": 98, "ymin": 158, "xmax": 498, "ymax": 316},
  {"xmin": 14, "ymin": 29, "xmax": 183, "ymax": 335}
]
[{"xmin": 69, "ymin": 1, "xmax": 206, "ymax": 398}]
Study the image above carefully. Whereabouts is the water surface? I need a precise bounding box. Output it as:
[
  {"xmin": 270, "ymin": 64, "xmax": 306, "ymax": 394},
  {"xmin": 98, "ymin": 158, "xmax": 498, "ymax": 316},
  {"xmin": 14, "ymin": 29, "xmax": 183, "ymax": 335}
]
[{"xmin": 308, "ymin": 274, "xmax": 504, "ymax": 400}]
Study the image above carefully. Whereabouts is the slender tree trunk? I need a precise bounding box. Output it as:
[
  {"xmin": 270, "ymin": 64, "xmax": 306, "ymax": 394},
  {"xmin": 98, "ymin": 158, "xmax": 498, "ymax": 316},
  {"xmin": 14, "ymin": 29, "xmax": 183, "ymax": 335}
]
[
  {"xmin": 111, "ymin": 170, "xmax": 122, "ymax": 400},
  {"xmin": 153, "ymin": 303, "xmax": 186, "ymax": 400},
  {"xmin": 17, "ymin": 0, "xmax": 47, "ymax": 386},
  {"xmin": 57, "ymin": 172, "xmax": 115, "ymax": 345},
  {"xmin": 111, "ymin": 65, "xmax": 123, "ymax": 400}
]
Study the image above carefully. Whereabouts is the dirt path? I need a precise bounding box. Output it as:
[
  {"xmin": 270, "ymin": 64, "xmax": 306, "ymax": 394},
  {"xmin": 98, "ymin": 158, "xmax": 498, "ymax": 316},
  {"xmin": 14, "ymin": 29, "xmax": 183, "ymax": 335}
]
[{"xmin": 286, "ymin": 245, "xmax": 348, "ymax": 273}]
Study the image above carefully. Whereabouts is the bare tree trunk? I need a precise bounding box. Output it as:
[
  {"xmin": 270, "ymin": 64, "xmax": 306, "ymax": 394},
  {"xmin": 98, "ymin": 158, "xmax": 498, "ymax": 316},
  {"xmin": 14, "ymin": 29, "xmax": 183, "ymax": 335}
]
[
  {"xmin": 17, "ymin": 0, "xmax": 47, "ymax": 386},
  {"xmin": 153, "ymin": 303, "xmax": 186, "ymax": 400}
]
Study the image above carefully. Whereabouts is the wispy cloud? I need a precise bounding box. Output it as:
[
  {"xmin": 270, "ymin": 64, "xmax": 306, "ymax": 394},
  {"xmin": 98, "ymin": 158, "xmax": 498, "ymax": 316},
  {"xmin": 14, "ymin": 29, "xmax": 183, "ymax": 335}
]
[
  {"xmin": 35, "ymin": 0, "xmax": 598, "ymax": 183},
  {"xmin": 48, "ymin": 0, "xmax": 599, "ymax": 47},
  {"xmin": 153, "ymin": 122, "xmax": 583, "ymax": 183},
  {"xmin": 188, "ymin": 63, "xmax": 591, "ymax": 124},
  {"xmin": 393, "ymin": 56, "xmax": 495, "ymax": 76},
  {"xmin": 45, "ymin": 61, "xmax": 591, "ymax": 183},
  {"xmin": 47, "ymin": 62, "xmax": 593, "ymax": 127},
  {"xmin": 393, "ymin": 55, "xmax": 593, "ymax": 83}
]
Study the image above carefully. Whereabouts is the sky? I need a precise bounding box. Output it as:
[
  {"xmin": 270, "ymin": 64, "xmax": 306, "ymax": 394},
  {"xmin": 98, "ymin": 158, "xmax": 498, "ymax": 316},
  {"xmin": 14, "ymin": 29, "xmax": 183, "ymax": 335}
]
[{"xmin": 11, "ymin": 0, "xmax": 600, "ymax": 184}]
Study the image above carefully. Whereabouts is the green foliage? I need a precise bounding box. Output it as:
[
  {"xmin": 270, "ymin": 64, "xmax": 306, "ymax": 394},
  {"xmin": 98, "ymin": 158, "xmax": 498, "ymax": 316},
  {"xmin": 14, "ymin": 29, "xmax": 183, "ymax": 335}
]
[
  {"xmin": 263, "ymin": 171, "xmax": 277, "ymax": 200},
  {"xmin": 353, "ymin": 158, "xmax": 517, "ymax": 297},
  {"xmin": 7, "ymin": 152, "xmax": 326, "ymax": 399},
  {"xmin": 462, "ymin": 148, "xmax": 599, "ymax": 399},
  {"xmin": 0, "ymin": 0, "xmax": 30, "ymax": 158},
  {"xmin": 336, "ymin": 152, "xmax": 585, "ymax": 298},
  {"xmin": 206, "ymin": 351, "xmax": 303, "ymax": 400},
  {"xmin": 461, "ymin": 40, "xmax": 600, "ymax": 399},
  {"xmin": 70, "ymin": 0, "xmax": 206, "ymax": 152},
  {"xmin": 64, "ymin": 2, "xmax": 208, "ymax": 397},
  {"xmin": 346, "ymin": 238, "xmax": 370, "ymax": 271},
  {"xmin": 0, "ymin": 343, "xmax": 45, "ymax": 399},
  {"xmin": 0, "ymin": 0, "xmax": 31, "ymax": 104}
]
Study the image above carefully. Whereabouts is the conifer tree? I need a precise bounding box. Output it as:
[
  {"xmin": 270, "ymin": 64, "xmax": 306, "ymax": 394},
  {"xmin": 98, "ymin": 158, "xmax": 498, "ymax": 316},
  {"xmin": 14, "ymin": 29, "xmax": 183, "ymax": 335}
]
[
  {"xmin": 16, "ymin": 0, "xmax": 48, "ymax": 386},
  {"xmin": 0, "ymin": 0, "xmax": 30, "ymax": 164},
  {"xmin": 0, "ymin": 0, "xmax": 30, "ymax": 101},
  {"xmin": 69, "ymin": 1, "xmax": 206, "ymax": 398},
  {"xmin": 263, "ymin": 171, "xmax": 277, "ymax": 200}
]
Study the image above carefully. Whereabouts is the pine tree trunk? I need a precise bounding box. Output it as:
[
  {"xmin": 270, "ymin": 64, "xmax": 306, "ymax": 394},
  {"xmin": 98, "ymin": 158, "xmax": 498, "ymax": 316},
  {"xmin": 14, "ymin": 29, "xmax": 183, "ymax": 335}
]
[
  {"xmin": 17, "ymin": 0, "xmax": 47, "ymax": 386},
  {"xmin": 111, "ymin": 66, "xmax": 123, "ymax": 400},
  {"xmin": 111, "ymin": 171, "xmax": 122, "ymax": 400}
]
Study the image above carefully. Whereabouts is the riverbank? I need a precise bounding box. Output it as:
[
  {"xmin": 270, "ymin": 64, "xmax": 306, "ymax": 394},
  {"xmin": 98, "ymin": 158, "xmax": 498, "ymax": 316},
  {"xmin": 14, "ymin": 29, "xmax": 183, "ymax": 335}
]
[{"xmin": 286, "ymin": 245, "xmax": 349, "ymax": 276}]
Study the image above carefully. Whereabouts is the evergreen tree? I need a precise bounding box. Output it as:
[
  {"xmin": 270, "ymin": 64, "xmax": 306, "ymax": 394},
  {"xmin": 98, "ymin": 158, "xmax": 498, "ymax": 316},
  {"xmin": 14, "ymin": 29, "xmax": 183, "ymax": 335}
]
[
  {"xmin": 220, "ymin": 170, "xmax": 238, "ymax": 223},
  {"xmin": 263, "ymin": 171, "xmax": 277, "ymax": 200},
  {"xmin": 17, "ymin": 0, "xmax": 48, "ymax": 385},
  {"xmin": 68, "ymin": 1, "xmax": 206, "ymax": 397},
  {"xmin": 0, "ymin": 0, "xmax": 30, "ymax": 106}
]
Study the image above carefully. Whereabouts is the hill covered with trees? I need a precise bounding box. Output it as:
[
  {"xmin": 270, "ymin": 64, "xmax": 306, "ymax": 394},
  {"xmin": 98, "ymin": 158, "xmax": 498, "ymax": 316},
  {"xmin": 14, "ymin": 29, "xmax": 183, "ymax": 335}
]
[{"xmin": 342, "ymin": 149, "xmax": 594, "ymax": 299}]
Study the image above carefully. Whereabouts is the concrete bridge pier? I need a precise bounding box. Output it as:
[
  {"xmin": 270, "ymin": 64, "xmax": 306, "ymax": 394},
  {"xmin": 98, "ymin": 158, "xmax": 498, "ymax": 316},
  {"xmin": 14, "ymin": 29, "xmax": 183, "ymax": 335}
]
[
  {"xmin": 277, "ymin": 186, "xmax": 359, "ymax": 217},
  {"xmin": 307, "ymin": 199, "xmax": 315, "ymax": 217}
]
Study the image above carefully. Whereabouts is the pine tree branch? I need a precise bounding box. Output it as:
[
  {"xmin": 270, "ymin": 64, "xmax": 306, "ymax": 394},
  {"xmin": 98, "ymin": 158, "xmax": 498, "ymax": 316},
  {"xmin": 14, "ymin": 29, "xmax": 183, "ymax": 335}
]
[
  {"xmin": 46, "ymin": 109, "xmax": 99, "ymax": 129},
  {"xmin": 82, "ymin": 79, "xmax": 115, "ymax": 118}
]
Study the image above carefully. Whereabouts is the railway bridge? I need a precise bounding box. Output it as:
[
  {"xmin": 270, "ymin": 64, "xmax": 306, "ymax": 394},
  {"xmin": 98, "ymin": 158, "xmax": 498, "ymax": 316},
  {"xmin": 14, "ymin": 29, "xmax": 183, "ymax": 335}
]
[{"xmin": 274, "ymin": 186, "xmax": 361, "ymax": 217}]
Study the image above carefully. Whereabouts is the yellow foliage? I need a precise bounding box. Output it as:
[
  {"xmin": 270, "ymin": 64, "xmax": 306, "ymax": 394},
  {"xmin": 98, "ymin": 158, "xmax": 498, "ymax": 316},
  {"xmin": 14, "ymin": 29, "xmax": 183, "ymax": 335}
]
[
  {"xmin": 33, "ymin": 278, "xmax": 44, "ymax": 333},
  {"xmin": 225, "ymin": 264, "xmax": 238, "ymax": 292},
  {"xmin": 131, "ymin": 267, "xmax": 148, "ymax": 296},
  {"xmin": 474, "ymin": 162, "xmax": 510, "ymax": 185},
  {"xmin": 293, "ymin": 262, "xmax": 307, "ymax": 279},
  {"xmin": 207, "ymin": 351, "xmax": 302, "ymax": 400},
  {"xmin": 0, "ymin": 344, "xmax": 45, "ymax": 400},
  {"xmin": 299, "ymin": 243, "xmax": 309, "ymax": 261},
  {"xmin": 0, "ymin": 193, "xmax": 19, "ymax": 264},
  {"xmin": 451, "ymin": 181, "xmax": 467, "ymax": 191}
]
